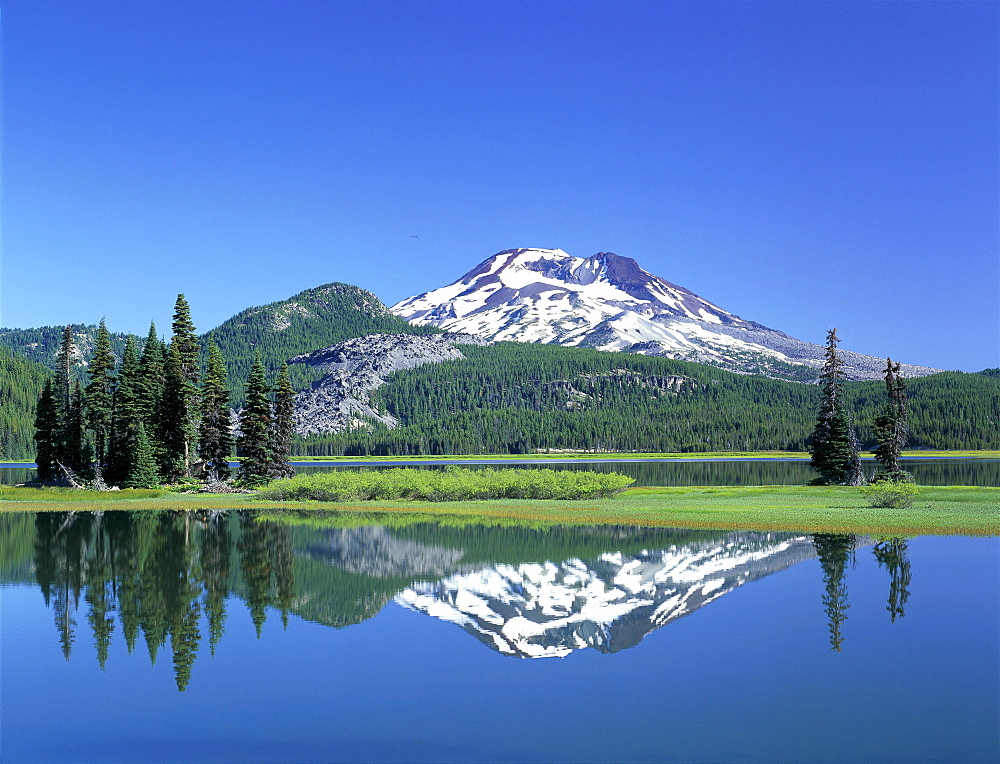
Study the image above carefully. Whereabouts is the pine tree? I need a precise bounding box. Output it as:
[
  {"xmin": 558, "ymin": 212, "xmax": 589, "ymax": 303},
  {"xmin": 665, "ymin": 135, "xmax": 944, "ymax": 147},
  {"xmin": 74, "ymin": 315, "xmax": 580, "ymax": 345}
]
[
  {"xmin": 66, "ymin": 381, "xmax": 94, "ymax": 481},
  {"xmin": 138, "ymin": 322, "xmax": 167, "ymax": 473},
  {"xmin": 124, "ymin": 423, "xmax": 160, "ymax": 489},
  {"xmin": 872, "ymin": 358, "xmax": 910, "ymax": 482},
  {"xmin": 84, "ymin": 319, "xmax": 116, "ymax": 473},
  {"xmin": 106, "ymin": 336, "xmax": 141, "ymax": 486},
  {"xmin": 167, "ymin": 295, "xmax": 201, "ymax": 475},
  {"xmin": 809, "ymin": 329, "xmax": 861, "ymax": 485},
  {"xmin": 236, "ymin": 354, "xmax": 272, "ymax": 487},
  {"xmin": 198, "ymin": 336, "xmax": 233, "ymax": 481},
  {"xmin": 33, "ymin": 379, "xmax": 59, "ymax": 483},
  {"xmin": 268, "ymin": 362, "xmax": 295, "ymax": 480},
  {"xmin": 54, "ymin": 325, "xmax": 76, "ymax": 421},
  {"xmin": 52, "ymin": 325, "xmax": 77, "ymax": 472},
  {"xmin": 137, "ymin": 322, "xmax": 165, "ymax": 427}
]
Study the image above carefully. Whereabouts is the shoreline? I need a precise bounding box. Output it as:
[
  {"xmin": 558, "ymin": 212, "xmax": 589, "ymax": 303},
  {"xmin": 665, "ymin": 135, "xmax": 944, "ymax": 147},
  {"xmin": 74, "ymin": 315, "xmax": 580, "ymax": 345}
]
[{"xmin": 2, "ymin": 484, "xmax": 997, "ymax": 537}]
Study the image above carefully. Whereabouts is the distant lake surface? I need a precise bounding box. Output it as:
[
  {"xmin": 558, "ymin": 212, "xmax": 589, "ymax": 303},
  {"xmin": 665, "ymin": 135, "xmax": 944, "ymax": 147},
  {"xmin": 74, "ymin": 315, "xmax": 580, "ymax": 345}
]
[
  {"xmin": 3, "ymin": 457, "xmax": 997, "ymax": 486},
  {"xmin": 295, "ymin": 456, "xmax": 1000, "ymax": 487},
  {"xmin": 0, "ymin": 510, "xmax": 996, "ymax": 763}
]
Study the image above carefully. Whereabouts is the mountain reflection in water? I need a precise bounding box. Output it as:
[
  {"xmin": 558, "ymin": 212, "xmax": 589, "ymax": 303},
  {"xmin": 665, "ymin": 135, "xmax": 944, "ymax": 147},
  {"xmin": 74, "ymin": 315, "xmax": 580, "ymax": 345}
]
[{"xmin": 0, "ymin": 510, "xmax": 911, "ymax": 690}]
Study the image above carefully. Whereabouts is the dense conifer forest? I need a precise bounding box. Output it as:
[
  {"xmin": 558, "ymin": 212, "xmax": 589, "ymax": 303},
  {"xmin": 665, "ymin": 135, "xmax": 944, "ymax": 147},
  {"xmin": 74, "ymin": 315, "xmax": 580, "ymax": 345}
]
[
  {"xmin": 0, "ymin": 349, "xmax": 51, "ymax": 459},
  {"xmin": 2, "ymin": 289, "xmax": 997, "ymax": 463},
  {"xmin": 293, "ymin": 342, "xmax": 1000, "ymax": 455}
]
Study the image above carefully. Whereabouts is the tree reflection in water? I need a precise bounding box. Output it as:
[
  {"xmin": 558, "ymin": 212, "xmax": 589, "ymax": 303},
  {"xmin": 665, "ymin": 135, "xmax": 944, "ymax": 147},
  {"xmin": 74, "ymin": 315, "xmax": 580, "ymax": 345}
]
[
  {"xmin": 810, "ymin": 533, "xmax": 913, "ymax": 651},
  {"xmin": 22, "ymin": 512, "xmax": 918, "ymax": 688},
  {"xmin": 32, "ymin": 510, "xmax": 294, "ymax": 691}
]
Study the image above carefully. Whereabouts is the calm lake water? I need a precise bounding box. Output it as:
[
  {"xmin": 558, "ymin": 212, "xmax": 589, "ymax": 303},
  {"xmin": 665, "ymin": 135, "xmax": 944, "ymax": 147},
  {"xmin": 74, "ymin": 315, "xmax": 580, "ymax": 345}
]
[
  {"xmin": 1, "ymin": 510, "xmax": 996, "ymax": 763},
  {"xmin": 3, "ymin": 457, "xmax": 998, "ymax": 486}
]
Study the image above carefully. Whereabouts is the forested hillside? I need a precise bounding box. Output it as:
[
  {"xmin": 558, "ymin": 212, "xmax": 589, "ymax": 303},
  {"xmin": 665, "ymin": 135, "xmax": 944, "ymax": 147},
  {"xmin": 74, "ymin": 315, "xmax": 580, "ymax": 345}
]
[
  {"xmin": 206, "ymin": 282, "xmax": 439, "ymax": 405},
  {"xmin": 0, "ymin": 324, "xmax": 129, "ymax": 378},
  {"xmin": 0, "ymin": 348, "xmax": 51, "ymax": 459},
  {"xmin": 294, "ymin": 342, "xmax": 1000, "ymax": 455}
]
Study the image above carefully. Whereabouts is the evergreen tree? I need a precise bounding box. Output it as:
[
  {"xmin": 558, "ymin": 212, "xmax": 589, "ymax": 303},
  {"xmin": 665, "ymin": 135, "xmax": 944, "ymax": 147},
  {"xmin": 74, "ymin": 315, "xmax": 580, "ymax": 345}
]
[
  {"xmin": 236, "ymin": 354, "xmax": 272, "ymax": 487},
  {"xmin": 199, "ymin": 336, "xmax": 233, "ymax": 481},
  {"xmin": 138, "ymin": 323, "xmax": 167, "ymax": 473},
  {"xmin": 124, "ymin": 423, "xmax": 161, "ymax": 489},
  {"xmin": 106, "ymin": 336, "xmax": 141, "ymax": 486},
  {"xmin": 52, "ymin": 326, "xmax": 77, "ymax": 471},
  {"xmin": 872, "ymin": 358, "xmax": 910, "ymax": 482},
  {"xmin": 160, "ymin": 343, "xmax": 192, "ymax": 481},
  {"xmin": 168, "ymin": 295, "xmax": 201, "ymax": 475},
  {"xmin": 137, "ymin": 322, "xmax": 165, "ymax": 427},
  {"xmin": 84, "ymin": 319, "xmax": 116, "ymax": 472},
  {"xmin": 268, "ymin": 362, "xmax": 295, "ymax": 480},
  {"xmin": 54, "ymin": 325, "xmax": 75, "ymax": 421},
  {"xmin": 66, "ymin": 381, "xmax": 94, "ymax": 481},
  {"xmin": 33, "ymin": 379, "xmax": 59, "ymax": 483},
  {"xmin": 809, "ymin": 329, "xmax": 862, "ymax": 485}
]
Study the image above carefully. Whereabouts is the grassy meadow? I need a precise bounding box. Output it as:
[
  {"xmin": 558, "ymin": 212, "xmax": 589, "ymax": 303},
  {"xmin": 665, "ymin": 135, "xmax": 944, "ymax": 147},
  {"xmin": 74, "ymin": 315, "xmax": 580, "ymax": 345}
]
[{"xmin": 2, "ymin": 482, "xmax": 996, "ymax": 536}]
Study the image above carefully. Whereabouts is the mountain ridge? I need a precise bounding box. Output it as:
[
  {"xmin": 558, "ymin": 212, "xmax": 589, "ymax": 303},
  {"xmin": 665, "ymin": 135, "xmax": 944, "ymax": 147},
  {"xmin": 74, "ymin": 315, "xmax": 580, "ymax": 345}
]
[{"xmin": 390, "ymin": 248, "xmax": 942, "ymax": 381}]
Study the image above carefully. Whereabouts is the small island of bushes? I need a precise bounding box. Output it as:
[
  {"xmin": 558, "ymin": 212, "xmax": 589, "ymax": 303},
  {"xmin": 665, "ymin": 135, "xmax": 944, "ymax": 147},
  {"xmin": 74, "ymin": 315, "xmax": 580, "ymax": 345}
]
[{"xmin": 254, "ymin": 467, "xmax": 634, "ymax": 502}]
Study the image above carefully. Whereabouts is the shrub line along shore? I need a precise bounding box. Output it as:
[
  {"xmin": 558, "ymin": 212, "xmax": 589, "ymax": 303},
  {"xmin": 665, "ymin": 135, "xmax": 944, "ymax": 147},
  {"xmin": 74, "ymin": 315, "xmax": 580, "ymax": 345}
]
[{"xmin": 1, "ymin": 484, "xmax": 996, "ymax": 537}]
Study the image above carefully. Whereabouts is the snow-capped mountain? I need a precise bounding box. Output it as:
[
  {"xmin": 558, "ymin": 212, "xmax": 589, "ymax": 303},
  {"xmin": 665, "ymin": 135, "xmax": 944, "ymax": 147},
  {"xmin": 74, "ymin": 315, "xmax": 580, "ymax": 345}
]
[
  {"xmin": 395, "ymin": 532, "xmax": 818, "ymax": 658},
  {"xmin": 390, "ymin": 248, "xmax": 940, "ymax": 380}
]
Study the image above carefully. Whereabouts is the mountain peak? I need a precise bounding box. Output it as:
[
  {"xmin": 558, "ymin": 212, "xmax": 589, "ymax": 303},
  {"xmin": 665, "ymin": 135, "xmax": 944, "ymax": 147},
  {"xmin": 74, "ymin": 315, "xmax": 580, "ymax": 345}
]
[{"xmin": 390, "ymin": 248, "xmax": 942, "ymax": 381}]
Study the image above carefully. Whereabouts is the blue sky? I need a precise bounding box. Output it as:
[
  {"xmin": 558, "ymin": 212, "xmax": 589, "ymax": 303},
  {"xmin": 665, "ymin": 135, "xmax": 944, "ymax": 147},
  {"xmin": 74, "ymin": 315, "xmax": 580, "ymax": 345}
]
[{"xmin": 1, "ymin": 1, "xmax": 996, "ymax": 371}]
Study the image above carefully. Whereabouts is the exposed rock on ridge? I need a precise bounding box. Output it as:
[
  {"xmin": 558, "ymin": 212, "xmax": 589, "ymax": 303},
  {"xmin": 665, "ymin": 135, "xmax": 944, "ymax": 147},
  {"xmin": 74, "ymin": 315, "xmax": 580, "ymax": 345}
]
[{"xmin": 289, "ymin": 332, "xmax": 490, "ymax": 435}]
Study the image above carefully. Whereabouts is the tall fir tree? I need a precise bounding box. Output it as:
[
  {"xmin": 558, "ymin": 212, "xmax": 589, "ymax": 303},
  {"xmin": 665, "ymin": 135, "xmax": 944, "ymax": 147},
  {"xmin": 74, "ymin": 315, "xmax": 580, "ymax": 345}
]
[
  {"xmin": 268, "ymin": 361, "xmax": 296, "ymax": 480},
  {"xmin": 199, "ymin": 336, "xmax": 233, "ymax": 480},
  {"xmin": 54, "ymin": 325, "xmax": 76, "ymax": 420},
  {"xmin": 809, "ymin": 329, "xmax": 862, "ymax": 485},
  {"xmin": 167, "ymin": 295, "xmax": 201, "ymax": 475},
  {"xmin": 236, "ymin": 354, "xmax": 272, "ymax": 487},
  {"xmin": 106, "ymin": 335, "xmax": 141, "ymax": 486},
  {"xmin": 872, "ymin": 358, "xmax": 910, "ymax": 482},
  {"xmin": 137, "ymin": 323, "xmax": 165, "ymax": 427},
  {"xmin": 66, "ymin": 380, "xmax": 94, "ymax": 480},
  {"xmin": 160, "ymin": 343, "xmax": 192, "ymax": 481},
  {"xmin": 33, "ymin": 379, "xmax": 59, "ymax": 483},
  {"xmin": 84, "ymin": 319, "xmax": 116, "ymax": 473}
]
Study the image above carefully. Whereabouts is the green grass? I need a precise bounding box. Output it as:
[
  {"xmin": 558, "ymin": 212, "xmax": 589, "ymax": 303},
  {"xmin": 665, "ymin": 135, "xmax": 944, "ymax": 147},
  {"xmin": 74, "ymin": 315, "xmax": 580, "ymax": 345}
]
[
  {"xmin": 1, "ymin": 483, "xmax": 995, "ymax": 536},
  {"xmin": 0, "ymin": 486, "xmax": 167, "ymax": 502},
  {"xmin": 255, "ymin": 467, "xmax": 634, "ymax": 501}
]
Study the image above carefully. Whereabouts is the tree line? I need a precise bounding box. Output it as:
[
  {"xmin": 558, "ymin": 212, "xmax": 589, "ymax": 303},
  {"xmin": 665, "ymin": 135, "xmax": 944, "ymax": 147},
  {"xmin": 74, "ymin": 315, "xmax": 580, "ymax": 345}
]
[
  {"xmin": 32, "ymin": 295, "xmax": 294, "ymax": 488},
  {"xmin": 290, "ymin": 341, "xmax": 999, "ymax": 456}
]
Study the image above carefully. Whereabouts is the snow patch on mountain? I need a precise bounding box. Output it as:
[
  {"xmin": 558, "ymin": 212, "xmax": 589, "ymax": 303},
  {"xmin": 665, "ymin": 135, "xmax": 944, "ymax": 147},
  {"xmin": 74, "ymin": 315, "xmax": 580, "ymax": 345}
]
[{"xmin": 390, "ymin": 248, "xmax": 941, "ymax": 381}]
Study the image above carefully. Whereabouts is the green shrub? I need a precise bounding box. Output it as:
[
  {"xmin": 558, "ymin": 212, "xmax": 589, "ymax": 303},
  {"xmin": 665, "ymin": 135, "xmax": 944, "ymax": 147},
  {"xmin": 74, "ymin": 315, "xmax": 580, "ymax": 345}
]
[
  {"xmin": 861, "ymin": 481, "xmax": 921, "ymax": 509},
  {"xmin": 254, "ymin": 467, "xmax": 634, "ymax": 502}
]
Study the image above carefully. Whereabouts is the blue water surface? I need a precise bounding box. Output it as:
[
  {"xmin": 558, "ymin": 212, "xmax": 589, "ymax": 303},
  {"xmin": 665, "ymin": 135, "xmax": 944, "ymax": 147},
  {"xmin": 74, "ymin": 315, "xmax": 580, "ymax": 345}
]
[{"xmin": 1, "ymin": 514, "xmax": 996, "ymax": 763}]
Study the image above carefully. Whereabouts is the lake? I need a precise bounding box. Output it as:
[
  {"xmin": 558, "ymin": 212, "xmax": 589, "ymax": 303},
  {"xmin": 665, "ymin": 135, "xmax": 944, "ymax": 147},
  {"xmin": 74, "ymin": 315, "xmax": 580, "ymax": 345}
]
[
  {"xmin": 2, "ymin": 456, "xmax": 998, "ymax": 487},
  {"xmin": 1, "ymin": 510, "xmax": 996, "ymax": 762}
]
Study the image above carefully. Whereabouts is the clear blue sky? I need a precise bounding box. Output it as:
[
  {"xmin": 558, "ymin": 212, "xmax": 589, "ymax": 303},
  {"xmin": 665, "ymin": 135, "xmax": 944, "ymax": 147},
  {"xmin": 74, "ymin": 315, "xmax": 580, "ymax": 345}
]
[{"xmin": 1, "ymin": 1, "xmax": 996, "ymax": 371}]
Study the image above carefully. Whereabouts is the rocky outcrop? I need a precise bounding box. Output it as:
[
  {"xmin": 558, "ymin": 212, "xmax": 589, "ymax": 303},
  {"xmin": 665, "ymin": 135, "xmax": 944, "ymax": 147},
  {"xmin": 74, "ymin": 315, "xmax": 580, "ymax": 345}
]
[{"xmin": 289, "ymin": 332, "xmax": 490, "ymax": 435}]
